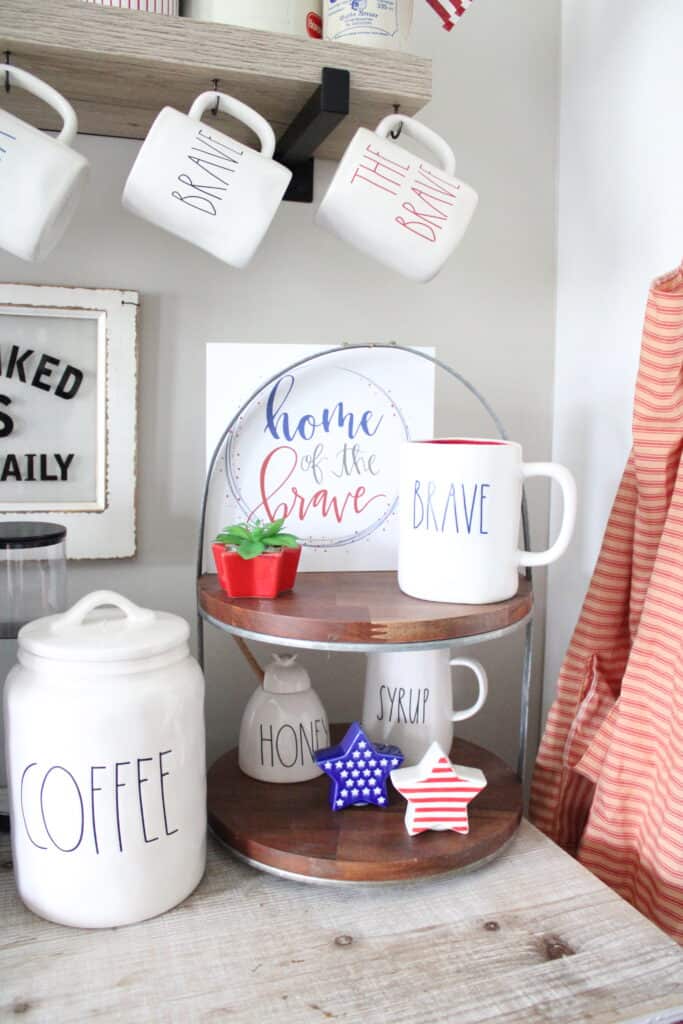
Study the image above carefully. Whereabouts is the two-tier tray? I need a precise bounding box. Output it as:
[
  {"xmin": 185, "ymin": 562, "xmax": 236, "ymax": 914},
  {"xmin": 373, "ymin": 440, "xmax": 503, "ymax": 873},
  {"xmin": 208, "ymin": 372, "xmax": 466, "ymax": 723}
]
[{"xmin": 197, "ymin": 345, "xmax": 534, "ymax": 885}]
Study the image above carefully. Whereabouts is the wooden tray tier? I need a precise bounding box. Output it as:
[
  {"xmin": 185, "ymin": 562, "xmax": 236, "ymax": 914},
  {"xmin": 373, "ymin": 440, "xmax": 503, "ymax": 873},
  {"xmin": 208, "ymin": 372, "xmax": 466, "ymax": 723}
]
[
  {"xmin": 208, "ymin": 731, "xmax": 522, "ymax": 883},
  {"xmin": 198, "ymin": 572, "xmax": 533, "ymax": 648}
]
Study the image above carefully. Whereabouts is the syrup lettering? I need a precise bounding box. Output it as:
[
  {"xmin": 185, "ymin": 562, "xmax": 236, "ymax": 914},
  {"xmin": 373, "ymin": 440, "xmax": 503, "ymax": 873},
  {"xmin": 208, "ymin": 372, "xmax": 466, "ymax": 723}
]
[{"xmin": 376, "ymin": 685, "xmax": 430, "ymax": 725}]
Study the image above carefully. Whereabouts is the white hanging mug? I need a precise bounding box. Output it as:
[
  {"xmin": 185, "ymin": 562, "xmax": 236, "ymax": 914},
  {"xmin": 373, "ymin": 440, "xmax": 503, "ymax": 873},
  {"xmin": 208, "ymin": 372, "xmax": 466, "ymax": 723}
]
[
  {"xmin": 398, "ymin": 438, "xmax": 577, "ymax": 604},
  {"xmin": 316, "ymin": 114, "xmax": 478, "ymax": 282},
  {"xmin": 362, "ymin": 649, "xmax": 488, "ymax": 765},
  {"xmin": 0, "ymin": 66, "xmax": 89, "ymax": 262},
  {"xmin": 122, "ymin": 91, "xmax": 292, "ymax": 267}
]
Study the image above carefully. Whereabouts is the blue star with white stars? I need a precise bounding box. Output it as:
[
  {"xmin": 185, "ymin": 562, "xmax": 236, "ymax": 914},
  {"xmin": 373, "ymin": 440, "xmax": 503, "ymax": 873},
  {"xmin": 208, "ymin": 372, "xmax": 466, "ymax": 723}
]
[{"xmin": 314, "ymin": 722, "xmax": 404, "ymax": 810}]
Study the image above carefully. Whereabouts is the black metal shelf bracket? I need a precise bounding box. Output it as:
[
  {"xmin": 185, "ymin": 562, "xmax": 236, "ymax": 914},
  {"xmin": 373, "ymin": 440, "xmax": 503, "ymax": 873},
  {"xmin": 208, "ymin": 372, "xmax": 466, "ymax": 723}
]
[{"xmin": 275, "ymin": 66, "xmax": 350, "ymax": 204}]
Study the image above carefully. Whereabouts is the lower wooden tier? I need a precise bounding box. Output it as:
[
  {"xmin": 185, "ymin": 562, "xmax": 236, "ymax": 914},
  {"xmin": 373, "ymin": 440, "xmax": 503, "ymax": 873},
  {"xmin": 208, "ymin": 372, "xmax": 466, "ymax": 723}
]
[{"xmin": 208, "ymin": 731, "xmax": 522, "ymax": 883}]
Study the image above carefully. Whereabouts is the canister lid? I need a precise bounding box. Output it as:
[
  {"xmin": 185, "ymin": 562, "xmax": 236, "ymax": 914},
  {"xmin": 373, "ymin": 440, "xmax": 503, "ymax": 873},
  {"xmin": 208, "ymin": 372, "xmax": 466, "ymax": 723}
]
[
  {"xmin": 18, "ymin": 590, "xmax": 189, "ymax": 663},
  {"xmin": 263, "ymin": 654, "xmax": 311, "ymax": 694},
  {"xmin": 0, "ymin": 521, "xmax": 66, "ymax": 550}
]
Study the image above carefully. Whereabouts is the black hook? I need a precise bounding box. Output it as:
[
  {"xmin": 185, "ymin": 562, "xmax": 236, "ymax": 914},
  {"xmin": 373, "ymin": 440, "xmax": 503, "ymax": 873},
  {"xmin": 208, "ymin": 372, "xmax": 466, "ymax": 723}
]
[
  {"xmin": 211, "ymin": 79, "xmax": 219, "ymax": 116},
  {"xmin": 4, "ymin": 52, "xmax": 11, "ymax": 94},
  {"xmin": 390, "ymin": 103, "xmax": 403, "ymax": 140}
]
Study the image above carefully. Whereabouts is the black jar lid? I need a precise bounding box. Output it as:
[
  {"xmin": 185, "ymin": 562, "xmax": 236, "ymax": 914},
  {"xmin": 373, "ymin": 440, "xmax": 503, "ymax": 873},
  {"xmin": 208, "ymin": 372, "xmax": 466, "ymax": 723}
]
[{"xmin": 0, "ymin": 522, "xmax": 67, "ymax": 550}]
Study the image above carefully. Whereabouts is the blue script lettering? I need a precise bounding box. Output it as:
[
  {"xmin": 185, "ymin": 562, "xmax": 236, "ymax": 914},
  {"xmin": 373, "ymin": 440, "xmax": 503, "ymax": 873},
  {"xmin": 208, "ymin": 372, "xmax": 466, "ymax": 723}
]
[
  {"xmin": 412, "ymin": 479, "xmax": 491, "ymax": 535},
  {"xmin": 265, "ymin": 374, "xmax": 383, "ymax": 442}
]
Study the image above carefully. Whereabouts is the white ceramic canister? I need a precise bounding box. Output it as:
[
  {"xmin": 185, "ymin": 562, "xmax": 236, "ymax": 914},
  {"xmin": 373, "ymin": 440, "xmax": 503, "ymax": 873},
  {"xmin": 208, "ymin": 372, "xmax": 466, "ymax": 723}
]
[
  {"xmin": 323, "ymin": 0, "xmax": 413, "ymax": 49},
  {"xmin": 182, "ymin": 0, "xmax": 323, "ymax": 37},
  {"xmin": 4, "ymin": 591, "xmax": 207, "ymax": 929},
  {"xmin": 239, "ymin": 654, "xmax": 330, "ymax": 782}
]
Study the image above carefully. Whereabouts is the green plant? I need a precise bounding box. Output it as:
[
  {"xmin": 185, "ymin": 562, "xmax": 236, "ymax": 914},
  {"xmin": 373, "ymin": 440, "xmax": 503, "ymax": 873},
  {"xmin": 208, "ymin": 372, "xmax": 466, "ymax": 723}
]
[{"xmin": 215, "ymin": 518, "xmax": 299, "ymax": 560}]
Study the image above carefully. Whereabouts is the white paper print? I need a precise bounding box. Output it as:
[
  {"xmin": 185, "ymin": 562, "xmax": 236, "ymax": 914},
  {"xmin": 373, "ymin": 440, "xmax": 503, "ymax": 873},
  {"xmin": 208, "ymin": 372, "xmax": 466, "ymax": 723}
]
[{"xmin": 205, "ymin": 344, "xmax": 435, "ymax": 572}]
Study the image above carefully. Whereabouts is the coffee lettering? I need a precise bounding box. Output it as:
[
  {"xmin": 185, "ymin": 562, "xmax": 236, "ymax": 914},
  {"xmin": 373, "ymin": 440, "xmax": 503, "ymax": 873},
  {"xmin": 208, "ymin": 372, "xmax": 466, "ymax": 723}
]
[
  {"xmin": 90, "ymin": 765, "xmax": 105, "ymax": 855},
  {"xmin": 19, "ymin": 752, "xmax": 181, "ymax": 856},
  {"xmin": 137, "ymin": 757, "xmax": 159, "ymax": 844},
  {"xmin": 40, "ymin": 766, "xmax": 84, "ymax": 854},
  {"xmin": 159, "ymin": 750, "xmax": 178, "ymax": 837}
]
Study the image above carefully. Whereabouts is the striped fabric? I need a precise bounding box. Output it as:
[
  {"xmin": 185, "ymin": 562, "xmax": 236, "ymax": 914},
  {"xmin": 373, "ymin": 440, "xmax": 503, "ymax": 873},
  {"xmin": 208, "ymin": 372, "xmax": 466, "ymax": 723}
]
[{"xmin": 530, "ymin": 261, "xmax": 683, "ymax": 943}]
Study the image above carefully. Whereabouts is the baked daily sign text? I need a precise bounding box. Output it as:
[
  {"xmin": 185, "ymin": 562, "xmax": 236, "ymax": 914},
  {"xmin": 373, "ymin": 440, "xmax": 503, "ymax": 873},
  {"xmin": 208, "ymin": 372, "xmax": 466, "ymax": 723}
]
[
  {"xmin": 18, "ymin": 751, "xmax": 179, "ymax": 855},
  {"xmin": 172, "ymin": 127, "xmax": 244, "ymax": 216},
  {"xmin": 0, "ymin": 343, "xmax": 82, "ymax": 483},
  {"xmin": 349, "ymin": 143, "xmax": 461, "ymax": 243}
]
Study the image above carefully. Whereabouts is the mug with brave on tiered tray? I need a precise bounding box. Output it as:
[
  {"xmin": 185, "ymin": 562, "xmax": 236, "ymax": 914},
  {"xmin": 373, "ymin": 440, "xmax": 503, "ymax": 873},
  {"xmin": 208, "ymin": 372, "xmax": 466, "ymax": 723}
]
[
  {"xmin": 0, "ymin": 67, "xmax": 89, "ymax": 262},
  {"xmin": 122, "ymin": 91, "xmax": 292, "ymax": 268},
  {"xmin": 316, "ymin": 114, "xmax": 478, "ymax": 282},
  {"xmin": 398, "ymin": 438, "xmax": 577, "ymax": 604}
]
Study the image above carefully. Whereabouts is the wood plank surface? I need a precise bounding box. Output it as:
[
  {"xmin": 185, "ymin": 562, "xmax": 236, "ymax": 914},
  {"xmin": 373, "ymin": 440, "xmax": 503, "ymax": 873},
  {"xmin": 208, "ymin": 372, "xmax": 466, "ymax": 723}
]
[
  {"xmin": 1, "ymin": 822, "xmax": 682, "ymax": 1023},
  {"xmin": 198, "ymin": 572, "xmax": 533, "ymax": 646},
  {"xmin": 0, "ymin": 0, "xmax": 431, "ymax": 156},
  {"xmin": 208, "ymin": 733, "xmax": 522, "ymax": 882}
]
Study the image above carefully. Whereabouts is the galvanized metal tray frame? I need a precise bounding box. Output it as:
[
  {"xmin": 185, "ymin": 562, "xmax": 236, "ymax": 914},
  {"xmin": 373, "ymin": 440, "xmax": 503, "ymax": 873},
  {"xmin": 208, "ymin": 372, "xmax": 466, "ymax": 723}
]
[{"xmin": 196, "ymin": 343, "xmax": 534, "ymax": 782}]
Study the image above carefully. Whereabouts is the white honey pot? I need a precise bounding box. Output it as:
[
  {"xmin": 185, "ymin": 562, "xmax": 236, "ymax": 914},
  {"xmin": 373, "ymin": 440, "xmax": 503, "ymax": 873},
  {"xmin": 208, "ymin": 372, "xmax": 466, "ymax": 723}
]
[
  {"xmin": 239, "ymin": 654, "xmax": 330, "ymax": 783},
  {"xmin": 3, "ymin": 591, "xmax": 207, "ymax": 929}
]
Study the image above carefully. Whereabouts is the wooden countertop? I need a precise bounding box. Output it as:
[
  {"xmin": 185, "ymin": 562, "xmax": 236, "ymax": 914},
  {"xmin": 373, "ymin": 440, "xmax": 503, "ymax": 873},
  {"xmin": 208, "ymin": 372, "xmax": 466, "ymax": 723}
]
[{"xmin": 1, "ymin": 822, "xmax": 682, "ymax": 1023}]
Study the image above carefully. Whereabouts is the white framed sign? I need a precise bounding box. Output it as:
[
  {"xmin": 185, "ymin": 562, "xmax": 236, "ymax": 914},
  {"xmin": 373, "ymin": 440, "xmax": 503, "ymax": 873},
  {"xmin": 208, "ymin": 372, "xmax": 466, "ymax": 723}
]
[
  {"xmin": 0, "ymin": 284, "xmax": 138, "ymax": 559},
  {"xmin": 205, "ymin": 344, "xmax": 435, "ymax": 572}
]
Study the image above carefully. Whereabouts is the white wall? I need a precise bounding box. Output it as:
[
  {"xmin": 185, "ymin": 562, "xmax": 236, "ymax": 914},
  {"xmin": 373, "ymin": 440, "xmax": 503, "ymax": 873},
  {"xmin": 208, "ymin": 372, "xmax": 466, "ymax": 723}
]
[
  {"xmin": 0, "ymin": 0, "xmax": 560, "ymax": 773},
  {"xmin": 544, "ymin": 0, "xmax": 683, "ymax": 717}
]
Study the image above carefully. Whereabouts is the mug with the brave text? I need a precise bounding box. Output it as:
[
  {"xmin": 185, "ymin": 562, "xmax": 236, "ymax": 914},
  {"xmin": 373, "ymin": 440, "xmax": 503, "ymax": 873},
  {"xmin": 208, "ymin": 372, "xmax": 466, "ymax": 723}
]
[
  {"xmin": 398, "ymin": 439, "xmax": 577, "ymax": 604},
  {"xmin": 316, "ymin": 115, "xmax": 478, "ymax": 282},
  {"xmin": 0, "ymin": 66, "xmax": 89, "ymax": 262},
  {"xmin": 122, "ymin": 91, "xmax": 292, "ymax": 268}
]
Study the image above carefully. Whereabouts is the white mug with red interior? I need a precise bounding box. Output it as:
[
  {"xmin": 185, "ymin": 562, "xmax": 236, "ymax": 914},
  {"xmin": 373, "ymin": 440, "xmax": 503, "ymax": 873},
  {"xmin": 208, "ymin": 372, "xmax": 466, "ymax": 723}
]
[
  {"xmin": 0, "ymin": 66, "xmax": 89, "ymax": 262},
  {"xmin": 398, "ymin": 439, "xmax": 577, "ymax": 604},
  {"xmin": 316, "ymin": 114, "xmax": 478, "ymax": 282},
  {"xmin": 122, "ymin": 91, "xmax": 292, "ymax": 268}
]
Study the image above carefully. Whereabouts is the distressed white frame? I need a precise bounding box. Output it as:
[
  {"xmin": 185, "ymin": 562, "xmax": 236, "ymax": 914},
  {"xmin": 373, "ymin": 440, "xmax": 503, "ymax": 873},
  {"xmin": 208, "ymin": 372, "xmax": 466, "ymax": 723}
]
[{"xmin": 0, "ymin": 284, "xmax": 138, "ymax": 559}]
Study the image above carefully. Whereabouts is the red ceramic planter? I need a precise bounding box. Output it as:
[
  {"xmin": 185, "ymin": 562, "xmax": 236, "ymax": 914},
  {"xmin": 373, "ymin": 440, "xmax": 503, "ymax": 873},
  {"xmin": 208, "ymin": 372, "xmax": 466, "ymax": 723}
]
[{"xmin": 212, "ymin": 544, "xmax": 301, "ymax": 599}]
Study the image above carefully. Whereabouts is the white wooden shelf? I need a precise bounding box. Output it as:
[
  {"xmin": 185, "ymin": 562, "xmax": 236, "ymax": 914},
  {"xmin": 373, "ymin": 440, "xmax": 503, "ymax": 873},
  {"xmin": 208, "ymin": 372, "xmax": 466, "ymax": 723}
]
[{"xmin": 0, "ymin": 0, "xmax": 431, "ymax": 158}]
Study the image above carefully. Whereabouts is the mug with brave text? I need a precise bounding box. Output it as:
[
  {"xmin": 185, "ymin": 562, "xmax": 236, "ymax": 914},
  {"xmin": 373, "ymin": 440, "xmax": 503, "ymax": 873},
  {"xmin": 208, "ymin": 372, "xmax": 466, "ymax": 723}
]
[
  {"xmin": 122, "ymin": 91, "xmax": 292, "ymax": 268},
  {"xmin": 316, "ymin": 115, "xmax": 478, "ymax": 282},
  {"xmin": 362, "ymin": 649, "xmax": 488, "ymax": 766},
  {"xmin": 0, "ymin": 67, "xmax": 89, "ymax": 262},
  {"xmin": 398, "ymin": 439, "xmax": 577, "ymax": 604}
]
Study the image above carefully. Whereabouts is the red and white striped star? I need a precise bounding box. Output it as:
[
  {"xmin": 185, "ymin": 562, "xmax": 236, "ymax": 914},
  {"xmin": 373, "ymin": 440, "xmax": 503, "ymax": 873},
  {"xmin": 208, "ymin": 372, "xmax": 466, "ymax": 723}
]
[{"xmin": 390, "ymin": 742, "xmax": 487, "ymax": 836}]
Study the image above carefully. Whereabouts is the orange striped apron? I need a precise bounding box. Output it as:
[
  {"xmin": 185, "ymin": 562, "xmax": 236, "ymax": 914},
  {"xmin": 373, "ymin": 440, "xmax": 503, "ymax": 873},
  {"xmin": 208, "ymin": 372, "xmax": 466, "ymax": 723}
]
[{"xmin": 530, "ymin": 262, "xmax": 683, "ymax": 942}]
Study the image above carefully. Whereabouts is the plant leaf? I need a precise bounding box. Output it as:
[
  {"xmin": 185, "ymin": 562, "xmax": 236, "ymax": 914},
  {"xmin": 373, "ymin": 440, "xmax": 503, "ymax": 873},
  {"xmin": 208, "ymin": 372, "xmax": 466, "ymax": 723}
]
[
  {"xmin": 218, "ymin": 525, "xmax": 250, "ymax": 541},
  {"xmin": 262, "ymin": 517, "xmax": 285, "ymax": 537},
  {"xmin": 236, "ymin": 539, "xmax": 265, "ymax": 560},
  {"xmin": 265, "ymin": 534, "xmax": 299, "ymax": 549}
]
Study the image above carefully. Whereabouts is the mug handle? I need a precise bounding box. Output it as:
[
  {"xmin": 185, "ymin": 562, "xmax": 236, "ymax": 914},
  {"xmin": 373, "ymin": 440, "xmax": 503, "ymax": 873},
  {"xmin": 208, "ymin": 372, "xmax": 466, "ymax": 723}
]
[
  {"xmin": 188, "ymin": 92, "xmax": 276, "ymax": 159},
  {"xmin": 517, "ymin": 463, "xmax": 577, "ymax": 567},
  {"xmin": 52, "ymin": 591, "xmax": 155, "ymax": 633},
  {"xmin": 4, "ymin": 66, "xmax": 78, "ymax": 146},
  {"xmin": 375, "ymin": 114, "xmax": 456, "ymax": 176},
  {"xmin": 449, "ymin": 657, "xmax": 488, "ymax": 722}
]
